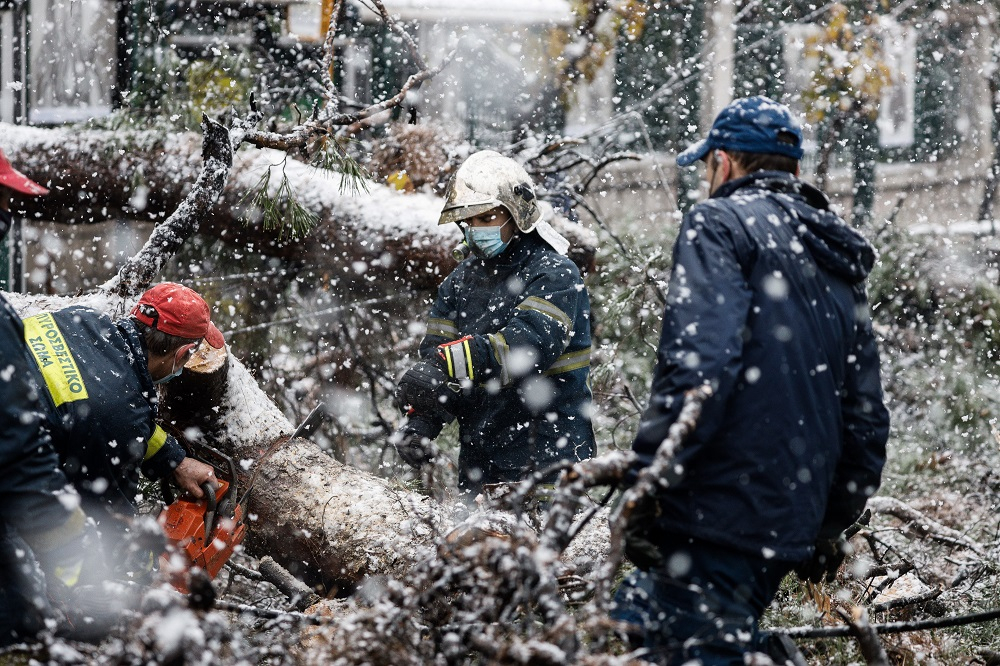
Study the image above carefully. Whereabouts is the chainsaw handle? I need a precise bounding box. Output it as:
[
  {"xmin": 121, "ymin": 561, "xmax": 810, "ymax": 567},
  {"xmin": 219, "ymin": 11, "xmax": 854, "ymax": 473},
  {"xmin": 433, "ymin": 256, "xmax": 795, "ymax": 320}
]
[
  {"xmin": 201, "ymin": 482, "xmax": 217, "ymax": 513},
  {"xmin": 160, "ymin": 479, "xmax": 175, "ymax": 506},
  {"xmin": 202, "ymin": 482, "xmax": 218, "ymax": 543}
]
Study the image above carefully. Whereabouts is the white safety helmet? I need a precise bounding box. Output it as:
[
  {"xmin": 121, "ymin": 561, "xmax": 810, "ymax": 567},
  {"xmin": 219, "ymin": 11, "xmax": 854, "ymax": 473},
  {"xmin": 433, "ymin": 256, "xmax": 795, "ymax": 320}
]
[{"xmin": 439, "ymin": 150, "xmax": 569, "ymax": 255}]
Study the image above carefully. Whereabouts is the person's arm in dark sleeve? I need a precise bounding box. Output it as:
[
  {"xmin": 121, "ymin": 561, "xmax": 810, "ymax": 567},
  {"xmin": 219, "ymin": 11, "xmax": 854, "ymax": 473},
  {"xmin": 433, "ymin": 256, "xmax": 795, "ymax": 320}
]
[
  {"xmin": 0, "ymin": 342, "xmax": 90, "ymax": 592},
  {"xmin": 631, "ymin": 205, "xmax": 754, "ymax": 461},
  {"xmin": 0, "ymin": 427, "xmax": 86, "ymax": 572},
  {"xmin": 139, "ymin": 425, "xmax": 186, "ymax": 480},
  {"xmin": 142, "ymin": 427, "xmax": 219, "ymax": 498},
  {"xmin": 821, "ymin": 286, "xmax": 890, "ymax": 534},
  {"xmin": 432, "ymin": 259, "xmax": 585, "ymax": 388}
]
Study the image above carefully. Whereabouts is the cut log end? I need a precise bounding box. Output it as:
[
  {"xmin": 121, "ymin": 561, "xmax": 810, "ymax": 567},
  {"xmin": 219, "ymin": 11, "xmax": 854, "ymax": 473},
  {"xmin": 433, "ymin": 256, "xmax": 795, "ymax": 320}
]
[{"xmin": 187, "ymin": 340, "xmax": 229, "ymax": 374}]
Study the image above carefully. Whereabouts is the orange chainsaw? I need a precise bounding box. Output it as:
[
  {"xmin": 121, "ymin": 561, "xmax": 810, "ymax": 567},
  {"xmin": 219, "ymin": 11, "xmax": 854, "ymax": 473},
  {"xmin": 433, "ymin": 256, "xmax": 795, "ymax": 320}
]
[{"xmin": 157, "ymin": 447, "xmax": 247, "ymax": 594}]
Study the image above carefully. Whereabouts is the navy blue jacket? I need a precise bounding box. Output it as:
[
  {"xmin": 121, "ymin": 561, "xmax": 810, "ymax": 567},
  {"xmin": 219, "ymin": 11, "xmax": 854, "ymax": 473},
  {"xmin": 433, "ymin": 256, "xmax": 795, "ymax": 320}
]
[
  {"xmin": 22, "ymin": 307, "xmax": 186, "ymax": 520},
  {"xmin": 0, "ymin": 295, "xmax": 78, "ymax": 536},
  {"xmin": 0, "ymin": 293, "xmax": 89, "ymax": 645},
  {"xmin": 634, "ymin": 172, "xmax": 889, "ymax": 562},
  {"xmin": 415, "ymin": 233, "xmax": 595, "ymax": 491}
]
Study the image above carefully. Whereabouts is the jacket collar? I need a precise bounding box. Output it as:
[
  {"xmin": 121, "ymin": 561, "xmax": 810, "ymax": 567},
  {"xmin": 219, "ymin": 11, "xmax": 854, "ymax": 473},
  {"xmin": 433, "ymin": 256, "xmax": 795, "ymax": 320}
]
[
  {"xmin": 474, "ymin": 232, "xmax": 547, "ymax": 270},
  {"xmin": 712, "ymin": 170, "xmax": 875, "ymax": 282},
  {"xmin": 115, "ymin": 317, "xmax": 156, "ymax": 393},
  {"xmin": 712, "ymin": 171, "xmax": 832, "ymax": 211}
]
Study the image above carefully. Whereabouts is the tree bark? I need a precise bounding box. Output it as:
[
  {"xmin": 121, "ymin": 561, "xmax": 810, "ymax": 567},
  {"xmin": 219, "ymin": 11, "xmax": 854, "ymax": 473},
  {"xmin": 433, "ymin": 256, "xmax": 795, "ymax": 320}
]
[
  {"xmin": 837, "ymin": 606, "xmax": 890, "ymax": 666},
  {"xmin": 0, "ymin": 123, "xmax": 598, "ymax": 289},
  {"xmin": 161, "ymin": 346, "xmax": 453, "ymax": 594}
]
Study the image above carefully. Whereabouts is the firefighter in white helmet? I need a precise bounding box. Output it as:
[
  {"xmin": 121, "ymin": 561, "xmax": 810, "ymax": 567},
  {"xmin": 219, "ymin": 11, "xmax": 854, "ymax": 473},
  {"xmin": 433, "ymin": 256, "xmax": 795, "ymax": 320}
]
[{"xmin": 393, "ymin": 150, "xmax": 595, "ymax": 495}]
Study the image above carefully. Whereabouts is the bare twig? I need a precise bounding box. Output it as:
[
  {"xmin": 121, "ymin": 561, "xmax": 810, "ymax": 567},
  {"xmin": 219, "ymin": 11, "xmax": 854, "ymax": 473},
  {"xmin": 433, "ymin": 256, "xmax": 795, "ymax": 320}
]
[
  {"xmin": 870, "ymin": 587, "xmax": 942, "ymax": 614},
  {"xmin": 259, "ymin": 556, "xmax": 322, "ymax": 611},
  {"xmin": 352, "ymin": 57, "xmax": 453, "ymax": 124},
  {"xmin": 365, "ymin": 0, "xmax": 427, "ymax": 71},
  {"xmin": 589, "ymin": 386, "xmax": 712, "ymax": 626},
  {"xmin": 320, "ymin": 0, "xmax": 345, "ymax": 97},
  {"xmin": 862, "ymin": 561, "xmax": 915, "ymax": 599},
  {"xmin": 226, "ymin": 560, "xmax": 264, "ymax": 581},
  {"xmin": 238, "ymin": 2, "xmax": 453, "ymax": 156},
  {"xmin": 782, "ymin": 606, "xmax": 1000, "ymax": 639},
  {"xmin": 837, "ymin": 606, "xmax": 890, "ymax": 666}
]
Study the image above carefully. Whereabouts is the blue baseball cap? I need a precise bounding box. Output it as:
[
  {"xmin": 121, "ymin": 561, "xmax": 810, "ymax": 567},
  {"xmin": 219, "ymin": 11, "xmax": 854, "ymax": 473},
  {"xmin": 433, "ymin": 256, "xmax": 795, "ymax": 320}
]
[{"xmin": 676, "ymin": 96, "xmax": 804, "ymax": 167}]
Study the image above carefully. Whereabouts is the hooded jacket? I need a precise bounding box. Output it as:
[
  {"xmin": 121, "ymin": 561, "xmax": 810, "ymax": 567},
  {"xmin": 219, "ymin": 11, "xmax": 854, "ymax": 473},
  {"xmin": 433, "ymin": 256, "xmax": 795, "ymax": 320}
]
[
  {"xmin": 633, "ymin": 171, "xmax": 889, "ymax": 562},
  {"xmin": 22, "ymin": 307, "xmax": 186, "ymax": 521},
  {"xmin": 413, "ymin": 233, "xmax": 595, "ymax": 491}
]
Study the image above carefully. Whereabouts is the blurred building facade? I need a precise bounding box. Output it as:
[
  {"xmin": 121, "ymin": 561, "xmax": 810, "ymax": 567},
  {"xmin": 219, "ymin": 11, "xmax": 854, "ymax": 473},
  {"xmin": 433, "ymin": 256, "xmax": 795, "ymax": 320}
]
[{"xmin": 1, "ymin": 0, "xmax": 998, "ymax": 230}]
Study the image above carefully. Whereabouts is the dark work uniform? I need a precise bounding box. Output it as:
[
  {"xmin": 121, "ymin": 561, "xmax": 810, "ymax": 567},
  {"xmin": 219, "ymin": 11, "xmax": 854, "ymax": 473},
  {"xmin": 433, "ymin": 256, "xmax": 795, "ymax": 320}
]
[
  {"xmin": 22, "ymin": 307, "xmax": 186, "ymax": 530},
  {"xmin": 615, "ymin": 172, "xmax": 890, "ymax": 665},
  {"xmin": 0, "ymin": 293, "xmax": 85, "ymax": 645},
  {"xmin": 411, "ymin": 233, "xmax": 595, "ymax": 492}
]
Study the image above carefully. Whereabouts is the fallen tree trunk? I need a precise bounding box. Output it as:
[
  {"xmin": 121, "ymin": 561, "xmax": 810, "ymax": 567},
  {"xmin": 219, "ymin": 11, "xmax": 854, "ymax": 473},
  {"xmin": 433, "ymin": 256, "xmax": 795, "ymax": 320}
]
[
  {"xmin": 167, "ymin": 352, "xmax": 454, "ymax": 594},
  {"xmin": 1, "ymin": 123, "xmax": 598, "ymax": 289}
]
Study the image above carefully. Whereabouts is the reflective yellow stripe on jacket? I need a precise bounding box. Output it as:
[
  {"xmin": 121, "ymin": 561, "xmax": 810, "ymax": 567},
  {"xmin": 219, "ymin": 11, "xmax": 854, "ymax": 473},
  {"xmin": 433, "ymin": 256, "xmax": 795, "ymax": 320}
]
[
  {"xmin": 23, "ymin": 312, "xmax": 89, "ymax": 406},
  {"xmin": 544, "ymin": 346, "xmax": 592, "ymax": 376},
  {"xmin": 426, "ymin": 317, "xmax": 458, "ymax": 339},
  {"xmin": 144, "ymin": 425, "xmax": 169, "ymax": 461},
  {"xmin": 516, "ymin": 296, "xmax": 572, "ymax": 332},
  {"xmin": 440, "ymin": 336, "xmax": 475, "ymax": 380}
]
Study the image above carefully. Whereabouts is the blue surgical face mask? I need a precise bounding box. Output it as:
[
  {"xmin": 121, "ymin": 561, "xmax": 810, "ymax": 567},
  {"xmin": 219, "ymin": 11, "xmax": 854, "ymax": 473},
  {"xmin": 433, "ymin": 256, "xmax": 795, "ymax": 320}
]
[
  {"xmin": 154, "ymin": 362, "xmax": 184, "ymax": 385},
  {"xmin": 465, "ymin": 220, "xmax": 510, "ymax": 258},
  {"xmin": 154, "ymin": 345, "xmax": 195, "ymax": 385}
]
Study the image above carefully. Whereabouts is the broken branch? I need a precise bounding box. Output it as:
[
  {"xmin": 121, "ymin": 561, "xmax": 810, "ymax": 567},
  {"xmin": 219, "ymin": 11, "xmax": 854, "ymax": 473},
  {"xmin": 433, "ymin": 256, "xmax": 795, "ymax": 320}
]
[
  {"xmin": 868, "ymin": 496, "xmax": 986, "ymax": 555},
  {"xmin": 102, "ymin": 116, "xmax": 233, "ymax": 298},
  {"xmin": 837, "ymin": 605, "xmax": 890, "ymax": 666}
]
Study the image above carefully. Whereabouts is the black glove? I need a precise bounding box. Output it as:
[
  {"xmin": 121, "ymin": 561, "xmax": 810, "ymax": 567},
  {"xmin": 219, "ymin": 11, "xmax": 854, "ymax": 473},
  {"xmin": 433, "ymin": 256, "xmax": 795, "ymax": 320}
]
[
  {"xmin": 394, "ymin": 359, "xmax": 457, "ymax": 415},
  {"xmin": 795, "ymin": 532, "xmax": 852, "ymax": 584},
  {"xmin": 392, "ymin": 415, "xmax": 443, "ymax": 469}
]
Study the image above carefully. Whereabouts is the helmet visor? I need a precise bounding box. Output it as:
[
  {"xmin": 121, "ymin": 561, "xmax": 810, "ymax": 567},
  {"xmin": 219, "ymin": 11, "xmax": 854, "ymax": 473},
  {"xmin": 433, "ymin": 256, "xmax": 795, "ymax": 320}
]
[{"xmin": 438, "ymin": 200, "xmax": 503, "ymax": 226}]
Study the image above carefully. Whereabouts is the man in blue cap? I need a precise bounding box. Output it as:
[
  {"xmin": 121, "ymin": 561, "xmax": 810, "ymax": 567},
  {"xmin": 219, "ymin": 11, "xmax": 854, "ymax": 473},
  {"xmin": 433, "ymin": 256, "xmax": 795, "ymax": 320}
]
[{"xmin": 611, "ymin": 96, "xmax": 890, "ymax": 664}]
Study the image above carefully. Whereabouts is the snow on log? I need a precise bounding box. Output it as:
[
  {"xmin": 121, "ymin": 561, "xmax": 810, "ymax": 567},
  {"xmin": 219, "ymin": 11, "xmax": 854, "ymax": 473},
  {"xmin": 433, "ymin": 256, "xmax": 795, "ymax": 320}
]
[
  {"xmin": 0, "ymin": 123, "xmax": 598, "ymax": 289},
  {"xmin": 163, "ymin": 346, "xmax": 455, "ymax": 593}
]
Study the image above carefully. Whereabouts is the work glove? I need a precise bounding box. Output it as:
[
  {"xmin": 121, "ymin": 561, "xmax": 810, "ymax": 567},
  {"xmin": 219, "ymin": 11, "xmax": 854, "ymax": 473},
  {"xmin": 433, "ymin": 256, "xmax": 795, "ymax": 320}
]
[
  {"xmin": 391, "ymin": 415, "xmax": 443, "ymax": 469},
  {"xmin": 795, "ymin": 531, "xmax": 853, "ymax": 584},
  {"xmin": 394, "ymin": 358, "xmax": 458, "ymax": 415},
  {"xmin": 620, "ymin": 492, "xmax": 663, "ymax": 572}
]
